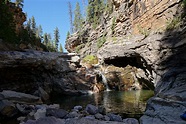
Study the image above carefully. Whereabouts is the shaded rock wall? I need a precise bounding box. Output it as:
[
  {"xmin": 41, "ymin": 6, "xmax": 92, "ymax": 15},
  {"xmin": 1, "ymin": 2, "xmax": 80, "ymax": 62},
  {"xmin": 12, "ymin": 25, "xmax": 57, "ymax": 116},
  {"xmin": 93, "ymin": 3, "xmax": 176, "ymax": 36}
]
[{"xmin": 0, "ymin": 51, "xmax": 92, "ymax": 96}]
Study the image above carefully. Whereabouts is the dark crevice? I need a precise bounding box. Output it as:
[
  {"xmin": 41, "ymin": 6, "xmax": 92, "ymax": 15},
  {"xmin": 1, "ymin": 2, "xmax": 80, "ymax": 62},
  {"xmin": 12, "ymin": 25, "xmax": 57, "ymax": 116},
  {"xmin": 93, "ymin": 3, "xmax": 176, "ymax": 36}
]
[{"xmin": 104, "ymin": 56, "xmax": 155, "ymax": 90}]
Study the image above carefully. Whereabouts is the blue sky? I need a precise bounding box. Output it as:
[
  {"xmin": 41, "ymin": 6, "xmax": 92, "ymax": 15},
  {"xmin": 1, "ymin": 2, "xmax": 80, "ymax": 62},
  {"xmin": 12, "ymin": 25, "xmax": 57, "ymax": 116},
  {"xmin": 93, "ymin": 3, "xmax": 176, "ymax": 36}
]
[{"xmin": 22, "ymin": 0, "xmax": 85, "ymax": 52}]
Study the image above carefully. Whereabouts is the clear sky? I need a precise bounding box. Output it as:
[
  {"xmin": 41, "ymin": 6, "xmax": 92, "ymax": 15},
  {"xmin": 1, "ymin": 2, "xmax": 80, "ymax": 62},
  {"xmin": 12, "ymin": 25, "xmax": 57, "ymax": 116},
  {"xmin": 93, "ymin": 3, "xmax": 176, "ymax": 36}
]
[{"xmin": 22, "ymin": 0, "xmax": 84, "ymax": 52}]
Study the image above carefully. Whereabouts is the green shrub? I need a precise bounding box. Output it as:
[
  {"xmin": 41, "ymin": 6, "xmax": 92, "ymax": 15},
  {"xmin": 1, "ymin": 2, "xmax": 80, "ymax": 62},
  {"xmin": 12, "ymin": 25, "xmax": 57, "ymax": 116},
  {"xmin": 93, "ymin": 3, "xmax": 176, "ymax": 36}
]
[
  {"xmin": 75, "ymin": 44, "xmax": 85, "ymax": 53},
  {"xmin": 82, "ymin": 55, "xmax": 98, "ymax": 64},
  {"xmin": 182, "ymin": 0, "xmax": 186, "ymax": 7},
  {"xmin": 137, "ymin": 25, "xmax": 150, "ymax": 37},
  {"xmin": 166, "ymin": 17, "xmax": 181, "ymax": 31},
  {"xmin": 97, "ymin": 36, "xmax": 106, "ymax": 48}
]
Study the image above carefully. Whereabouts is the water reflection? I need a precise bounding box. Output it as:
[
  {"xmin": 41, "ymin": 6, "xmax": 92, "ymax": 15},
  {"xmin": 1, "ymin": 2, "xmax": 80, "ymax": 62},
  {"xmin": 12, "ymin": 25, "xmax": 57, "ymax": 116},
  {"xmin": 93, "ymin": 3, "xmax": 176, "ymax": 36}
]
[{"xmin": 54, "ymin": 90, "xmax": 154, "ymax": 117}]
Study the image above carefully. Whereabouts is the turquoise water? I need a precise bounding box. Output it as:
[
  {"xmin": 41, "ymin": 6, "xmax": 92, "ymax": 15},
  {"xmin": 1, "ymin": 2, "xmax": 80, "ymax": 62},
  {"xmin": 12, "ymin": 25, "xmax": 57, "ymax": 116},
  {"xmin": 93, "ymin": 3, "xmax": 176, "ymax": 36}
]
[{"xmin": 54, "ymin": 90, "xmax": 154, "ymax": 118}]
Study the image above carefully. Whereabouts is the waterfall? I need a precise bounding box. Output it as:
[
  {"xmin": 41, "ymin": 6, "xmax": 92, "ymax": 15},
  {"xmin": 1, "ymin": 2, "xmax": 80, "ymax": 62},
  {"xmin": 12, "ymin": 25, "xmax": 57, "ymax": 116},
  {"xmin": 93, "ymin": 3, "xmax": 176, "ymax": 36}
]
[{"xmin": 97, "ymin": 70, "xmax": 111, "ymax": 91}]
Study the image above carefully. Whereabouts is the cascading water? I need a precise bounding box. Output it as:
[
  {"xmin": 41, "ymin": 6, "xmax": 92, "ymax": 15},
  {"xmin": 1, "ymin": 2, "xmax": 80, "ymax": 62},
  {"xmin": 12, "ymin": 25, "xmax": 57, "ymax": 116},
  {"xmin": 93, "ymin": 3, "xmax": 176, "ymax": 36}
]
[
  {"xmin": 101, "ymin": 73, "xmax": 111, "ymax": 91},
  {"xmin": 97, "ymin": 70, "xmax": 111, "ymax": 91}
]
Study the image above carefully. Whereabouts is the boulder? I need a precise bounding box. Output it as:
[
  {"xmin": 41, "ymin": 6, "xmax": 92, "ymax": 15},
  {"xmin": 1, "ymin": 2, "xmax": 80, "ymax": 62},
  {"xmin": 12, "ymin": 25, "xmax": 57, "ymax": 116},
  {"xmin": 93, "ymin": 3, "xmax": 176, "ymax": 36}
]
[
  {"xmin": 107, "ymin": 113, "xmax": 122, "ymax": 122},
  {"xmin": 16, "ymin": 103, "xmax": 32, "ymax": 114},
  {"xmin": 0, "ymin": 90, "xmax": 42, "ymax": 104},
  {"xmin": 66, "ymin": 111, "xmax": 82, "ymax": 118},
  {"xmin": 0, "ymin": 100, "xmax": 17, "ymax": 117},
  {"xmin": 38, "ymin": 87, "xmax": 50, "ymax": 102},
  {"xmin": 46, "ymin": 108, "xmax": 68, "ymax": 119},
  {"xmin": 85, "ymin": 104, "xmax": 99, "ymax": 115},
  {"xmin": 123, "ymin": 118, "xmax": 139, "ymax": 124},
  {"xmin": 73, "ymin": 105, "xmax": 83, "ymax": 111},
  {"xmin": 34, "ymin": 108, "xmax": 46, "ymax": 120},
  {"xmin": 95, "ymin": 113, "xmax": 104, "ymax": 120}
]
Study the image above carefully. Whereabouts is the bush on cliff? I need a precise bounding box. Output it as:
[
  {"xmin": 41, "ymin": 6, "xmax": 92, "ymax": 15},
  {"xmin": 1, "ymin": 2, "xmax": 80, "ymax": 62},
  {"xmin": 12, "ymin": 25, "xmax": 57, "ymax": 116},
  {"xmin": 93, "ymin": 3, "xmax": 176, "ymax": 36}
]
[{"xmin": 82, "ymin": 55, "xmax": 98, "ymax": 65}]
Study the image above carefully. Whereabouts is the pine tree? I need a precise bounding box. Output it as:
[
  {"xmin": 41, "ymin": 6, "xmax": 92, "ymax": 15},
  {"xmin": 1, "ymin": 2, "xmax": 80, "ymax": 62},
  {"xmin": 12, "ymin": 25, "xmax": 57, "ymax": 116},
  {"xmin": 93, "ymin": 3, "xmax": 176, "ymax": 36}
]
[
  {"xmin": 82, "ymin": 0, "xmax": 86, "ymax": 18},
  {"xmin": 36, "ymin": 25, "xmax": 43, "ymax": 39},
  {"xmin": 87, "ymin": 0, "xmax": 105, "ymax": 26},
  {"xmin": 0, "ymin": 0, "xmax": 17, "ymax": 42},
  {"xmin": 73, "ymin": 2, "xmax": 83, "ymax": 32},
  {"xmin": 66, "ymin": 31, "xmax": 70, "ymax": 40},
  {"xmin": 68, "ymin": 1, "xmax": 73, "ymax": 33},
  {"xmin": 54, "ymin": 27, "xmax": 60, "ymax": 52},
  {"xmin": 43, "ymin": 33, "xmax": 48, "ymax": 45},
  {"xmin": 26, "ymin": 18, "xmax": 31, "ymax": 30},
  {"xmin": 47, "ymin": 33, "xmax": 52, "ymax": 44},
  {"xmin": 59, "ymin": 43, "xmax": 63, "ymax": 52},
  {"xmin": 15, "ymin": 0, "xmax": 24, "ymax": 8},
  {"xmin": 47, "ymin": 33, "xmax": 54, "ymax": 49},
  {"xmin": 31, "ymin": 16, "xmax": 36, "ymax": 34}
]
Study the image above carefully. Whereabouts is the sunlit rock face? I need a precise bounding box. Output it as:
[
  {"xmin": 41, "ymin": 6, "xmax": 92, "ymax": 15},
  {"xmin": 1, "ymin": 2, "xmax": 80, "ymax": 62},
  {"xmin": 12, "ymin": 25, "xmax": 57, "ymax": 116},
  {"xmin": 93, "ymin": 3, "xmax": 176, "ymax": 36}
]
[{"xmin": 7, "ymin": 2, "xmax": 26, "ymax": 35}]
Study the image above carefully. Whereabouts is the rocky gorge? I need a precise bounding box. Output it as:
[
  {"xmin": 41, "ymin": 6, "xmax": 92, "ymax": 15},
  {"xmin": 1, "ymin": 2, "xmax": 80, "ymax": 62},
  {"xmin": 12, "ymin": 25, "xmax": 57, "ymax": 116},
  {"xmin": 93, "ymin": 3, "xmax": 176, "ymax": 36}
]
[
  {"xmin": 0, "ymin": 0, "xmax": 186, "ymax": 124},
  {"xmin": 65, "ymin": 0, "xmax": 186, "ymax": 123}
]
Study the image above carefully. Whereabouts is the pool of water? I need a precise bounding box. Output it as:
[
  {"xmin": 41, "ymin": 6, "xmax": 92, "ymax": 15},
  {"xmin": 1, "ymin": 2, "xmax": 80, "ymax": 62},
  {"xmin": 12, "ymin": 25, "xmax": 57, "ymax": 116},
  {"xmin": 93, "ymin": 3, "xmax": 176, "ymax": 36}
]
[{"xmin": 53, "ymin": 90, "xmax": 154, "ymax": 118}]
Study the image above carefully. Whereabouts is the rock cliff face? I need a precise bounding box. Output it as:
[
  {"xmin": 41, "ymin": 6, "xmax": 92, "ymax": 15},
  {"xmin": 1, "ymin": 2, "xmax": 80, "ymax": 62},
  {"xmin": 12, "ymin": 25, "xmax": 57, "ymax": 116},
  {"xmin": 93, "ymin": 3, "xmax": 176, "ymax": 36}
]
[
  {"xmin": 66, "ymin": 0, "xmax": 186, "ymax": 123},
  {"xmin": 0, "ymin": 51, "xmax": 93, "ymax": 96},
  {"xmin": 7, "ymin": 2, "xmax": 26, "ymax": 35}
]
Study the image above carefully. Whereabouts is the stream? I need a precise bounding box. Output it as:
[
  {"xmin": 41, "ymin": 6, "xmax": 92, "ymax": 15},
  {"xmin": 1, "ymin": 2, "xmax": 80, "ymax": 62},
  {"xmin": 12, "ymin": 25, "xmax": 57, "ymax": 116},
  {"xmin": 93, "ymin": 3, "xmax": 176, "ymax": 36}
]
[{"xmin": 53, "ymin": 90, "xmax": 154, "ymax": 119}]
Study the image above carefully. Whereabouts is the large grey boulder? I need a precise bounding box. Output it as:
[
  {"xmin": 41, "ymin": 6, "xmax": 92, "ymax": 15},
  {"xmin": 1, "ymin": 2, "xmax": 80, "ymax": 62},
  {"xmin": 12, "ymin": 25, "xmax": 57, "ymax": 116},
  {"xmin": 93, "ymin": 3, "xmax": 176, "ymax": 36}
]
[
  {"xmin": 46, "ymin": 108, "xmax": 68, "ymax": 119},
  {"xmin": 34, "ymin": 108, "xmax": 46, "ymax": 120},
  {"xmin": 0, "ymin": 90, "xmax": 42, "ymax": 104},
  {"xmin": 85, "ymin": 104, "xmax": 99, "ymax": 115},
  {"xmin": 107, "ymin": 113, "xmax": 123, "ymax": 122}
]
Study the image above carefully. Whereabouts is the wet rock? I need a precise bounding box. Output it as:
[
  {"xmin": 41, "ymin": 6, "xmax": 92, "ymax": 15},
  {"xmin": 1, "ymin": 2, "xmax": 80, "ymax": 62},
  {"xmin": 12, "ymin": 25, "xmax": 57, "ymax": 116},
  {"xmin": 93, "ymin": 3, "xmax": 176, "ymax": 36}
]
[
  {"xmin": 107, "ymin": 113, "xmax": 122, "ymax": 122},
  {"xmin": 0, "ymin": 90, "xmax": 42, "ymax": 104},
  {"xmin": 34, "ymin": 108, "xmax": 46, "ymax": 120},
  {"xmin": 17, "ymin": 116, "xmax": 26, "ymax": 123},
  {"xmin": 35, "ymin": 105, "xmax": 47, "ymax": 110},
  {"xmin": 66, "ymin": 111, "xmax": 82, "ymax": 118},
  {"xmin": 46, "ymin": 108, "xmax": 68, "ymax": 119},
  {"xmin": 95, "ymin": 113, "xmax": 104, "ymax": 120},
  {"xmin": 123, "ymin": 118, "xmax": 139, "ymax": 124},
  {"xmin": 0, "ymin": 100, "xmax": 17, "ymax": 117},
  {"xmin": 24, "ymin": 116, "xmax": 65, "ymax": 124},
  {"xmin": 65, "ymin": 117, "xmax": 126, "ymax": 124},
  {"xmin": 85, "ymin": 104, "xmax": 99, "ymax": 115},
  {"xmin": 47, "ymin": 104, "xmax": 60, "ymax": 109},
  {"xmin": 73, "ymin": 105, "xmax": 83, "ymax": 111},
  {"xmin": 27, "ymin": 111, "xmax": 35, "ymax": 120},
  {"xmin": 16, "ymin": 103, "xmax": 32, "ymax": 114},
  {"xmin": 98, "ymin": 106, "xmax": 106, "ymax": 115},
  {"xmin": 103, "ymin": 115, "xmax": 110, "ymax": 121},
  {"xmin": 38, "ymin": 87, "xmax": 49, "ymax": 102},
  {"xmin": 84, "ymin": 115, "xmax": 96, "ymax": 120}
]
